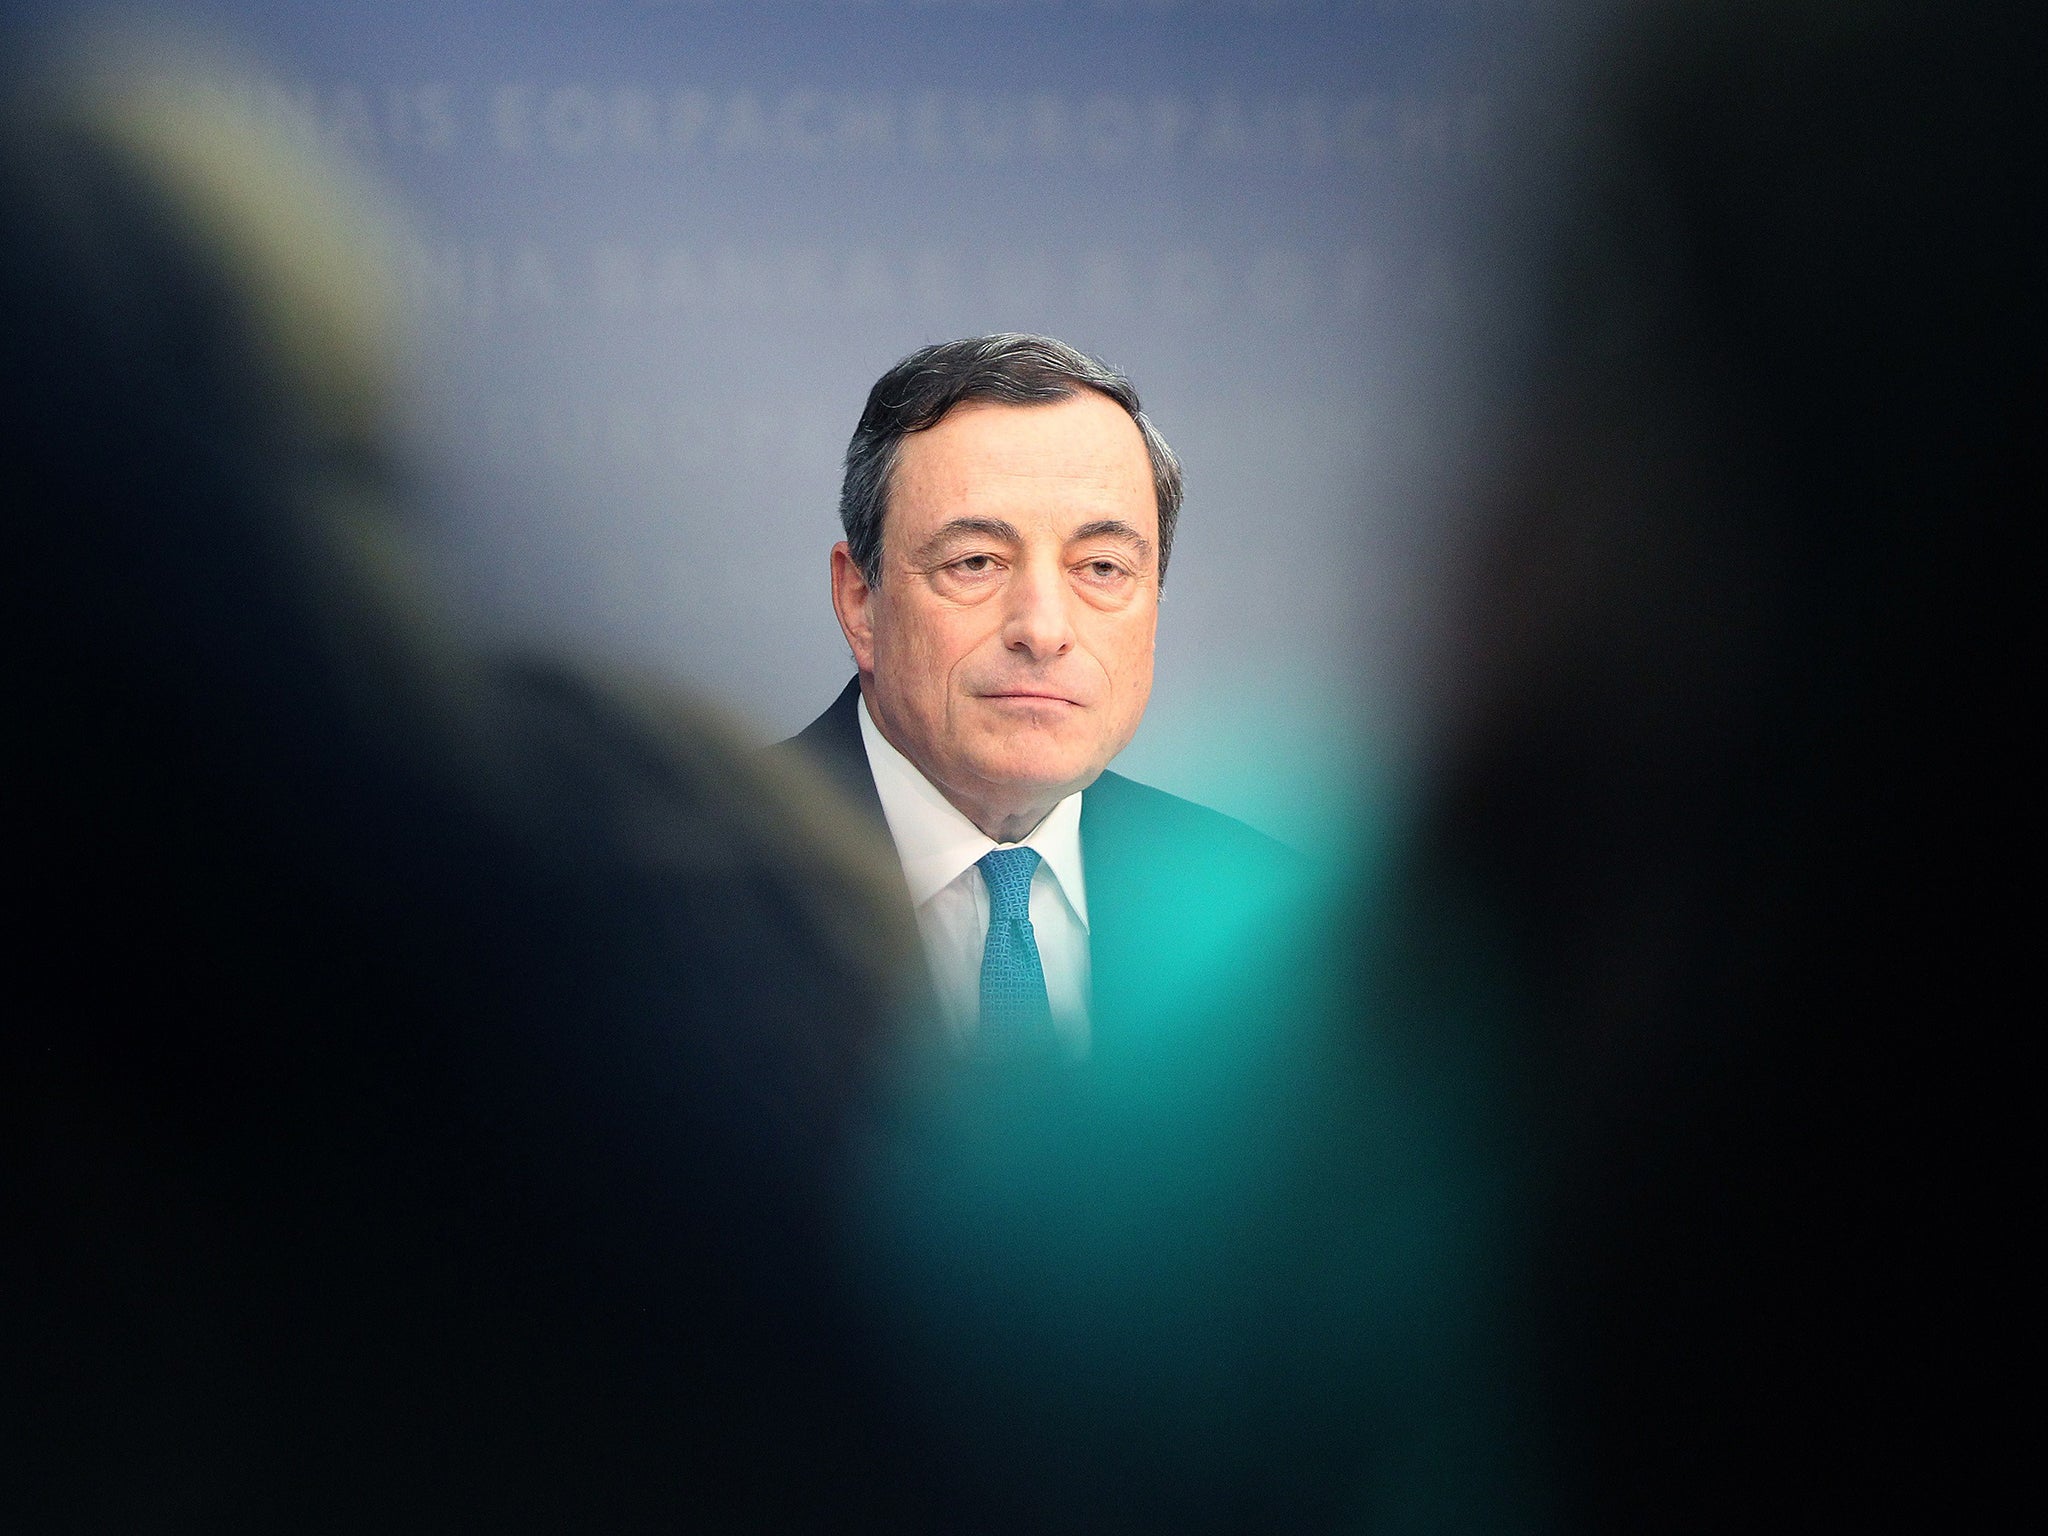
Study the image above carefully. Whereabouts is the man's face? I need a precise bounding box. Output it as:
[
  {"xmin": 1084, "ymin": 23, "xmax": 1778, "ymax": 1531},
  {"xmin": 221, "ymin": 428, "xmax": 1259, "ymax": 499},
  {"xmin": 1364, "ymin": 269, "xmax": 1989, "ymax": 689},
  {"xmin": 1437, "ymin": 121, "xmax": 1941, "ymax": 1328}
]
[{"xmin": 831, "ymin": 390, "xmax": 1161, "ymax": 835}]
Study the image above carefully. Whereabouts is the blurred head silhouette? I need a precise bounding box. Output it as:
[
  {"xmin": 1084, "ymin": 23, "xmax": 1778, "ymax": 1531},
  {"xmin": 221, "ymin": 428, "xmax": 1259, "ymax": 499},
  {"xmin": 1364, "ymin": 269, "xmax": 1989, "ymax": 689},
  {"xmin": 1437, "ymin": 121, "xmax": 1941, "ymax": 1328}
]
[
  {"xmin": 1414, "ymin": 0, "xmax": 2040, "ymax": 1528},
  {"xmin": 4, "ymin": 32, "xmax": 924, "ymax": 1531}
]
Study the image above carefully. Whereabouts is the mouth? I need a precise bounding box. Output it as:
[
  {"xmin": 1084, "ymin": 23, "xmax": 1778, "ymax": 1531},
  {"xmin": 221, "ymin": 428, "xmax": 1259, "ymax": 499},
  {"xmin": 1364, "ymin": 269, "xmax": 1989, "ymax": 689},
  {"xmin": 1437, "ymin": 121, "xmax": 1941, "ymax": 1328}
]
[{"xmin": 980, "ymin": 690, "xmax": 1084, "ymax": 707}]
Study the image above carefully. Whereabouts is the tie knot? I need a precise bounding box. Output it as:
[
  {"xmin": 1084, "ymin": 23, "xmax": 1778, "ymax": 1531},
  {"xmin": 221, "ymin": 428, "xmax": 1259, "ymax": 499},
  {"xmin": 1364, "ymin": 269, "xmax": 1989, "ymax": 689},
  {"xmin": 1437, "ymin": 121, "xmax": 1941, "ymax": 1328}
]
[{"xmin": 977, "ymin": 846, "xmax": 1041, "ymax": 922}]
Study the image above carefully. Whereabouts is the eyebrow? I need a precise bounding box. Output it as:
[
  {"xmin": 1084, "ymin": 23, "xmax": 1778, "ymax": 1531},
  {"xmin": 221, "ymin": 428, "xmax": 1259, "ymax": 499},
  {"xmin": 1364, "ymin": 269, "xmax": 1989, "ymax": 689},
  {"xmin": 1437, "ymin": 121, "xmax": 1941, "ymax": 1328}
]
[{"xmin": 1067, "ymin": 520, "xmax": 1154, "ymax": 560}]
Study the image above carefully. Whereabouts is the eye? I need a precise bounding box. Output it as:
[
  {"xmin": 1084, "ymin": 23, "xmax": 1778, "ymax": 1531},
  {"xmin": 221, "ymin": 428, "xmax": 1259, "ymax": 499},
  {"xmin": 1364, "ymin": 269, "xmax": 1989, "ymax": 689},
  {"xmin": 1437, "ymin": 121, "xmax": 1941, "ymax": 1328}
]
[
  {"xmin": 1076, "ymin": 557, "xmax": 1132, "ymax": 584},
  {"xmin": 932, "ymin": 552, "xmax": 1005, "ymax": 591}
]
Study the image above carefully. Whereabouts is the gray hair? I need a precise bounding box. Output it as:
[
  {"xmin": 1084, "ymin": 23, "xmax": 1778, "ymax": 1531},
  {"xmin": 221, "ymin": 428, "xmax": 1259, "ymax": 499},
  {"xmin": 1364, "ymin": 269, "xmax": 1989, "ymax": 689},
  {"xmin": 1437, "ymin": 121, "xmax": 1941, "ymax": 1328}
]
[{"xmin": 838, "ymin": 334, "xmax": 1183, "ymax": 587}]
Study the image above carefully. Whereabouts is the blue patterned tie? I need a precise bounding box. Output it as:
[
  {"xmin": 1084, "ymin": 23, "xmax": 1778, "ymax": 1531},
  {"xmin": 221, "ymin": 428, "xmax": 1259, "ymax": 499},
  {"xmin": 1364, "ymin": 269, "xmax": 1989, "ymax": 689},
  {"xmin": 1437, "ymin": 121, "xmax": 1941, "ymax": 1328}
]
[{"xmin": 976, "ymin": 847, "xmax": 1056, "ymax": 1058}]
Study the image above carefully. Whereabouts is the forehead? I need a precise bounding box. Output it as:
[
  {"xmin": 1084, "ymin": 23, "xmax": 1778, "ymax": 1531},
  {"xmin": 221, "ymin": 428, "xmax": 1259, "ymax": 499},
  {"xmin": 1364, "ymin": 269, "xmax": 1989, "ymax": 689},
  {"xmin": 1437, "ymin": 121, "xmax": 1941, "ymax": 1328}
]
[{"xmin": 885, "ymin": 391, "xmax": 1158, "ymax": 545}]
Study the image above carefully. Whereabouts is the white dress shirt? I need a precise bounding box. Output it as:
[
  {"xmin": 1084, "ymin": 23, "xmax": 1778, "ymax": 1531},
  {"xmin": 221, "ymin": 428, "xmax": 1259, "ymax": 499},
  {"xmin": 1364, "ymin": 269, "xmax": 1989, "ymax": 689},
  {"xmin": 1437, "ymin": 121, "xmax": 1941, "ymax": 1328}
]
[{"xmin": 857, "ymin": 694, "xmax": 1092, "ymax": 1056}]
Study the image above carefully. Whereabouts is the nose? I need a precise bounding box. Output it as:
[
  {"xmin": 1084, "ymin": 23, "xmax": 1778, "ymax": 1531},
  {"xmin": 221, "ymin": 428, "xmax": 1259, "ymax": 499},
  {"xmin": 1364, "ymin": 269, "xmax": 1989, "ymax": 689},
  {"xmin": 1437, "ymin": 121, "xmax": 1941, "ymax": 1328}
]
[{"xmin": 1001, "ymin": 557, "xmax": 1075, "ymax": 662}]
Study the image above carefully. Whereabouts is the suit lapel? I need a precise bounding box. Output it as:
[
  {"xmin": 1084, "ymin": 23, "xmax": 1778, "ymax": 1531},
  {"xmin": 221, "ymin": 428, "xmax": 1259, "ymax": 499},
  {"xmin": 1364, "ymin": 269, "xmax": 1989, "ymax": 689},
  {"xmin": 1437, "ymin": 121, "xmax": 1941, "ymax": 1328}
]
[
  {"xmin": 1078, "ymin": 772, "xmax": 1148, "ymax": 1051},
  {"xmin": 785, "ymin": 677, "xmax": 886, "ymax": 831}
]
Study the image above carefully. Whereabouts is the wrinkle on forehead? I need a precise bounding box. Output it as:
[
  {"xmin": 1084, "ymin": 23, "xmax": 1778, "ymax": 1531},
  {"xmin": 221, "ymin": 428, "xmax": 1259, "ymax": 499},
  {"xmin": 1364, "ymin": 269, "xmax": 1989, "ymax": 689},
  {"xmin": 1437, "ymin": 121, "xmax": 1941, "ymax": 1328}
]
[{"xmin": 887, "ymin": 394, "xmax": 1158, "ymax": 549}]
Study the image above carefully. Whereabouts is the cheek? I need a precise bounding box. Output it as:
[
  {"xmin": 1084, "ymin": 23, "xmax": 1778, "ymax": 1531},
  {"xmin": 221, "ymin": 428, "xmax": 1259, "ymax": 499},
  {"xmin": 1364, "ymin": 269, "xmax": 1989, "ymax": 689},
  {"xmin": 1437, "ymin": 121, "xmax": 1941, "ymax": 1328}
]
[
  {"xmin": 1113, "ymin": 614, "xmax": 1157, "ymax": 693},
  {"xmin": 1081, "ymin": 612, "xmax": 1156, "ymax": 725},
  {"xmin": 878, "ymin": 598, "xmax": 981, "ymax": 705},
  {"xmin": 1121, "ymin": 641, "xmax": 1156, "ymax": 718}
]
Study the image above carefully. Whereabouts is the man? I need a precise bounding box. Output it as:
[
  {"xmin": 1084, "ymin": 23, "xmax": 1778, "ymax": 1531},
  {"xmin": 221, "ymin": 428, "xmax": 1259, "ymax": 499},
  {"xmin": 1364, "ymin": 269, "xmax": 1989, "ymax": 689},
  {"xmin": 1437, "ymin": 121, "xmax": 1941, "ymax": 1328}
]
[{"xmin": 781, "ymin": 334, "xmax": 1293, "ymax": 1060}]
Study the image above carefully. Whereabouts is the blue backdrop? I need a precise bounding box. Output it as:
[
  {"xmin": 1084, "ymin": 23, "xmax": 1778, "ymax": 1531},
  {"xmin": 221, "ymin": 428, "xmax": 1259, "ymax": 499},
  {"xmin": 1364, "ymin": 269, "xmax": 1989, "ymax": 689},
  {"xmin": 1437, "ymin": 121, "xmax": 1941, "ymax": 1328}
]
[{"xmin": 20, "ymin": 0, "xmax": 1568, "ymax": 841}]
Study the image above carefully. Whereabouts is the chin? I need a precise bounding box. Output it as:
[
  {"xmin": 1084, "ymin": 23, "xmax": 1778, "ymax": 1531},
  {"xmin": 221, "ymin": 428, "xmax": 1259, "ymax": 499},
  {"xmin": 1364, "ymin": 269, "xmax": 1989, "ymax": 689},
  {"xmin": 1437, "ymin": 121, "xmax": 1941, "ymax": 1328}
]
[{"xmin": 969, "ymin": 747, "xmax": 1095, "ymax": 797}]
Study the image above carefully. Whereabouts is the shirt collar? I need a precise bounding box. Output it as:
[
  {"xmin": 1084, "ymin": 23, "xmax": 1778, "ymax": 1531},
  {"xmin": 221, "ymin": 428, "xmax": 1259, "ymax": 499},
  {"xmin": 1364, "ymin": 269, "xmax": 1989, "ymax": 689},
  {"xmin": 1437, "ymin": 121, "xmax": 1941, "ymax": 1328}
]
[{"xmin": 858, "ymin": 690, "xmax": 1089, "ymax": 929}]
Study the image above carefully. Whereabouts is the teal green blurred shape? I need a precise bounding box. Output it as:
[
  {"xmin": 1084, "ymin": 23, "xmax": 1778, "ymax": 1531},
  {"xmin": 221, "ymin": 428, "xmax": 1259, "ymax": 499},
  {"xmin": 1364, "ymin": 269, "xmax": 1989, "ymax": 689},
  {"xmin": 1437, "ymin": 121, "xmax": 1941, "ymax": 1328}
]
[{"xmin": 848, "ymin": 816, "xmax": 1533, "ymax": 1530}]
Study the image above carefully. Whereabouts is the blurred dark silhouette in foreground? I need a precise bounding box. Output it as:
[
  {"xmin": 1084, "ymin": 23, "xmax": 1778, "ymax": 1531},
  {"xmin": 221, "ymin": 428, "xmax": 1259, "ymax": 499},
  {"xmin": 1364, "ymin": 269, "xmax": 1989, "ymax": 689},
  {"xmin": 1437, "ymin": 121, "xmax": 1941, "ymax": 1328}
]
[
  {"xmin": 1, "ymin": 47, "xmax": 928, "ymax": 1531},
  {"xmin": 1410, "ymin": 0, "xmax": 2040, "ymax": 1528}
]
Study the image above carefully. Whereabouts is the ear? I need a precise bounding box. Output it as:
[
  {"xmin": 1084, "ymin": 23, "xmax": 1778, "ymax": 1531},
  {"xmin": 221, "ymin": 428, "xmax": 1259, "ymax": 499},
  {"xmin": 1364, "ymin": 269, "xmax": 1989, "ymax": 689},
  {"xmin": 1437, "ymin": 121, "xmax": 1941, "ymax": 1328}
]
[{"xmin": 829, "ymin": 541, "xmax": 877, "ymax": 674}]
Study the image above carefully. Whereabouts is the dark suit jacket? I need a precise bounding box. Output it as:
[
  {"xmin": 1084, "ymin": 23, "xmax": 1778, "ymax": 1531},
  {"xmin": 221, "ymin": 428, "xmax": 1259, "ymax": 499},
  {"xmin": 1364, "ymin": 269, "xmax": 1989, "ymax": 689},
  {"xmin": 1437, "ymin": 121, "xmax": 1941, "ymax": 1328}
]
[{"xmin": 777, "ymin": 678, "xmax": 1298, "ymax": 1054}]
